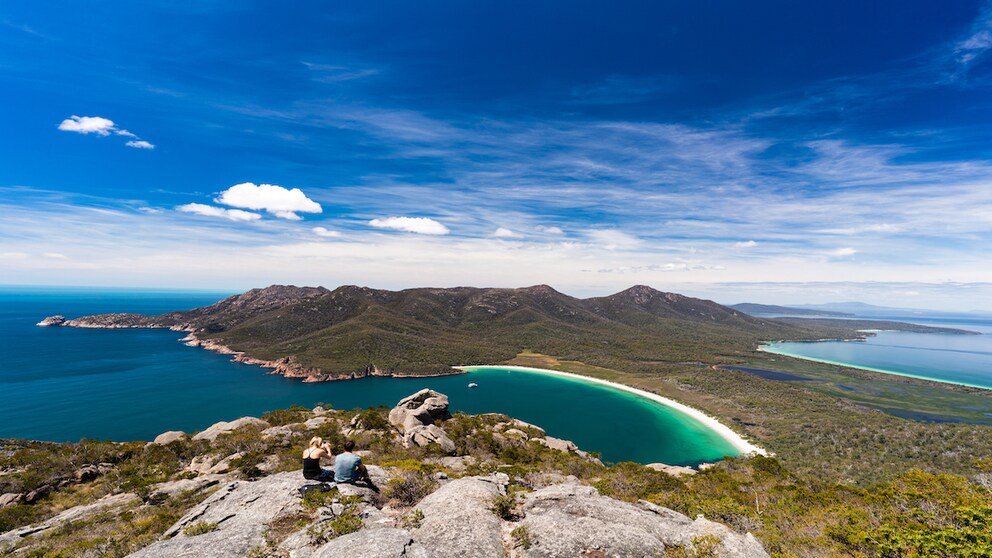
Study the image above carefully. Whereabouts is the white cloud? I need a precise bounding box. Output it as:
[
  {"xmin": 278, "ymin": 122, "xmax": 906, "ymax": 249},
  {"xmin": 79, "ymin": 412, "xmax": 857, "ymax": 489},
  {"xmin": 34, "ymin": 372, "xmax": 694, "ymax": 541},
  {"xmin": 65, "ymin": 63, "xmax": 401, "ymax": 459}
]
[
  {"xmin": 537, "ymin": 226, "xmax": 564, "ymax": 235},
  {"xmin": 177, "ymin": 203, "xmax": 261, "ymax": 222},
  {"xmin": 734, "ymin": 240, "xmax": 758, "ymax": 248},
  {"xmin": 216, "ymin": 182, "xmax": 322, "ymax": 220},
  {"xmin": 493, "ymin": 227, "xmax": 521, "ymax": 238},
  {"xmin": 312, "ymin": 227, "xmax": 342, "ymax": 238},
  {"xmin": 126, "ymin": 140, "xmax": 155, "ymax": 149},
  {"xmin": 586, "ymin": 229, "xmax": 640, "ymax": 250},
  {"xmin": 44, "ymin": 252, "xmax": 68, "ymax": 259},
  {"xmin": 58, "ymin": 115, "xmax": 155, "ymax": 148},
  {"xmin": 0, "ymin": 251, "xmax": 28, "ymax": 259},
  {"xmin": 138, "ymin": 207, "xmax": 163, "ymax": 214},
  {"xmin": 58, "ymin": 115, "xmax": 116, "ymax": 136},
  {"xmin": 829, "ymin": 247, "xmax": 858, "ymax": 257},
  {"xmin": 954, "ymin": 8, "xmax": 992, "ymax": 68},
  {"xmin": 369, "ymin": 216, "xmax": 450, "ymax": 235},
  {"xmin": 817, "ymin": 223, "xmax": 899, "ymax": 235}
]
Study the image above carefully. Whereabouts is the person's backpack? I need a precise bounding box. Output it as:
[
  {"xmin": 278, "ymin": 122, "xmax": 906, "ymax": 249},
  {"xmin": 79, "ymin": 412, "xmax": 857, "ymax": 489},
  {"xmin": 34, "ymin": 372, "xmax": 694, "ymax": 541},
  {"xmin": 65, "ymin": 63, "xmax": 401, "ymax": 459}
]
[{"xmin": 297, "ymin": 482, "xmax": 334, "ymax": 498}]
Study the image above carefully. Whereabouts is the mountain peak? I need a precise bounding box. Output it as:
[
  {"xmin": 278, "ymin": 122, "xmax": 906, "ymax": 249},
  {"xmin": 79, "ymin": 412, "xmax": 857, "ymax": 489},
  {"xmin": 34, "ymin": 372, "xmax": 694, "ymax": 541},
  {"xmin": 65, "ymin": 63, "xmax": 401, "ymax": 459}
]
[{"xmin": 615, "ymin": 284, "xmax": 664, "ymax": 304}]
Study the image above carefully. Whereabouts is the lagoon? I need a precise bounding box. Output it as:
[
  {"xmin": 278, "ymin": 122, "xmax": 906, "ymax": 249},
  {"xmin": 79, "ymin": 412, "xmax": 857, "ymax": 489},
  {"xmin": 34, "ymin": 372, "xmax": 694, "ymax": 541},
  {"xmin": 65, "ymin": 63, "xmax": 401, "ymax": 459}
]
[
  {"xmin": 0, "ymin": 287, "xmax": 739, "ymax": 466},
  {"xmin": 762, "ymin": 321, "xmax": 992, "ymax": 391}
]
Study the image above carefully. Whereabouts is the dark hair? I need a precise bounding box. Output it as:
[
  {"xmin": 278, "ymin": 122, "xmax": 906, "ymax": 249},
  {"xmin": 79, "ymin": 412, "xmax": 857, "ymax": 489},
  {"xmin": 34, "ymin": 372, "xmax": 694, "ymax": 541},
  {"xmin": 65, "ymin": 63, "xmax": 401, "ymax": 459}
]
[{"xmin": 343, "ymin": 440, "xmax": 355, "ymax": 452}]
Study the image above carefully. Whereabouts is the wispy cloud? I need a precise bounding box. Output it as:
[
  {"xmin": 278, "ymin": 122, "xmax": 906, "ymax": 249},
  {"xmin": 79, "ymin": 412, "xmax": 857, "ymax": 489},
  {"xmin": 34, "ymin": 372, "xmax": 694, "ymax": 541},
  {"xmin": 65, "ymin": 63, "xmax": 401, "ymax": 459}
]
[
  {"xmin": 828, "ymin": 247, "xmax": 858, "ymax": 258},
  {"xmin": 953, "ymin": 3, "xmax": 992, "ymax": 72},
  {"xmin": 125, "ymin": 140, "xmax": 155, "ymax": 149},
  {"xmin": 177, "ymin": 203, "xmax": 261, "ymax": 221},
  {"xmin": 369, "ymin": 216, "xmax": 450, "ymax": 235},
  {"xmin": 58, "ymin": 115, "xmax": 155, "ymax": 148},
  {"xmin": 493, "ymin": 227, "xmax": 521, "ymax": 238},
  {"xmin": 312, "ymin": 226, "xmax": 342, "ymax": 238}
]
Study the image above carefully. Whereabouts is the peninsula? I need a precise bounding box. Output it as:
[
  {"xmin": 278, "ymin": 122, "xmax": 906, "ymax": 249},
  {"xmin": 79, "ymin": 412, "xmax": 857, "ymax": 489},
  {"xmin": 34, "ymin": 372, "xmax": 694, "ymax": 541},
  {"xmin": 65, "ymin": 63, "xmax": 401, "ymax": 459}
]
[{"xmin": 40, "ymin": 284, "xmax": 894, "ymax": 382}]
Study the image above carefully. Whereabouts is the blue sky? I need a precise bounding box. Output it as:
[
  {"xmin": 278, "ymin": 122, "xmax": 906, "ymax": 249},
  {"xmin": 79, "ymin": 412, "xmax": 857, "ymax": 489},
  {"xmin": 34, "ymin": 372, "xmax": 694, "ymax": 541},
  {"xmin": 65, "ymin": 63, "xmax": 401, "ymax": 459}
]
[{"xmin": 2, "ymin": 1, "xmax": 992, "ymax": 310}]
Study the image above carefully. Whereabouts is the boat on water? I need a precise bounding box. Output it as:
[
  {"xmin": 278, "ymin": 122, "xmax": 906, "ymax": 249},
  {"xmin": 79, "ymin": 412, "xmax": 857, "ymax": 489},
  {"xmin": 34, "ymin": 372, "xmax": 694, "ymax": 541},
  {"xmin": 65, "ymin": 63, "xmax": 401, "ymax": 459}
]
[{"xmin": 468, "ymin": 382, "xmax": 479, "ymax": 388}]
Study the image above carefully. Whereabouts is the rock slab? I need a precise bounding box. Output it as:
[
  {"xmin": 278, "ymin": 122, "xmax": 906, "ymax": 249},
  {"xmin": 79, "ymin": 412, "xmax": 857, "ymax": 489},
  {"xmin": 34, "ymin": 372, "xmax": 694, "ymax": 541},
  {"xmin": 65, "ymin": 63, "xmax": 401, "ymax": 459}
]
[
  {"xmin": 517, "ymin": 482, "xmax": 768, "ymax": 558},
  {"xmin": 411, "ymin": 474, "xmax": 508, "ymax": 558},
  {"xmin": 314, "ymin": 527, "xmax": 429, "ymax": 558},
  {"xmin": 126, "ymin": 471, "xmax": 303, "ymax": 558}
]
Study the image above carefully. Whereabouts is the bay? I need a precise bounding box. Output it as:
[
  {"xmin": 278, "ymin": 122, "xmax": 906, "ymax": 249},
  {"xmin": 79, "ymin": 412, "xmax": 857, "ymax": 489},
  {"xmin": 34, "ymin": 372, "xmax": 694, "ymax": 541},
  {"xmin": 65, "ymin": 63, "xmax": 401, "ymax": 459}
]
[
  {"xmin": 762, "ymin": 315, "xmax": 992, "ymax": 391},
  {"xmin": 0, "ymin": 287, "xmax": 738, "ymax": 466}
]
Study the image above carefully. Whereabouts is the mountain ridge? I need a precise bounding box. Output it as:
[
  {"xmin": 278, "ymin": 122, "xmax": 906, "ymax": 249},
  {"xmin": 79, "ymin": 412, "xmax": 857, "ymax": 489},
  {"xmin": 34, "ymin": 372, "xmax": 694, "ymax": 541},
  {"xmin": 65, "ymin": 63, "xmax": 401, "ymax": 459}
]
[{"xmin": 48, "ymin": 284, "xmax": 854, "ymax": 380}]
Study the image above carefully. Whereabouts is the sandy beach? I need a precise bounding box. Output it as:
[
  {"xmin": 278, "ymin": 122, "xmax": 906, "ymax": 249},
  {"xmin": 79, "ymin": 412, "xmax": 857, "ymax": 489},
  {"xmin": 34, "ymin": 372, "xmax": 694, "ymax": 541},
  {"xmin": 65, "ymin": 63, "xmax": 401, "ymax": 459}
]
[{"xmin": 457, "ymin": 364, "xmax": 767, "ymax": 457}]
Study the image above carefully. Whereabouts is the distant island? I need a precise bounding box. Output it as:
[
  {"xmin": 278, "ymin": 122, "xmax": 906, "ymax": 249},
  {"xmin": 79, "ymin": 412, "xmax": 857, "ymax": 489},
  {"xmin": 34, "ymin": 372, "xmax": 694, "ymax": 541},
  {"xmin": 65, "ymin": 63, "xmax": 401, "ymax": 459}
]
[
  {"xmin": 37, "ymin": 284, "xmax": 975, "ymax": 383},
  {"xmin": 730, "ymin": 303, "xmax": 854, "ymax": 317}
]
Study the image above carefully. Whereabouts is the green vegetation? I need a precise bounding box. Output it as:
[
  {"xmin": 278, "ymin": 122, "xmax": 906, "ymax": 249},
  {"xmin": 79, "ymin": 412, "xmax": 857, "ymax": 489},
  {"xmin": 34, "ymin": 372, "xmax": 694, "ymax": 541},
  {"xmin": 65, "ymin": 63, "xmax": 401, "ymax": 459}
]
[
  {"xmin": 646, "ymin": 457, "xmax": 992, "ymax": 558},
  {"xmin": 69, "ymin": 284, "xmax": 862, "ymax": 376},
  {"xmin": 489, "ymin": 493, "xmax": 519, "ymax": 520},
  {"xmin": 382, "ymin": 471, "xmax": 437, "ymax": 506},
  {"xmin": 510, "ymin": 525, "xmax": 532, "ymax": 549},
  {"xmin": 182, "ymin": 520, "xmax": 219, "ymax": 536},
  {"xmin": 400, "ymin": 508, "xmax": 424, "ymax": 529}
]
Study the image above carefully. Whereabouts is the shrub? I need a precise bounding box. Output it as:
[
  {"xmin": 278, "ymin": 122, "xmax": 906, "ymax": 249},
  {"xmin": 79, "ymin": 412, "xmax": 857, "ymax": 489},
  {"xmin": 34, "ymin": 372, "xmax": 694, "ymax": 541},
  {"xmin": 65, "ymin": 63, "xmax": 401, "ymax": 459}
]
[
  {"xmin": 594, "ymin": 462, "xmax": 683, "ymax": 501},
  {"xmin": 490, "ymin": 494, "xmax": 518, "ymax": 520},
  {"xmin": 301, "ymin": 487, "xmax": 339, "ymax": 511},
  {"xmin": 354, "ymin": 407, "xmax": 392, "ymax": 431},
  {"xmin": 511, "ymin": 525, "xmax": 532, "ymax": 549},
  {"xmin": 182, "ymin": 521, "xmax": 219, "ymax": 536},
  {"xmin": 383, "ymin": 472, "xmax": 437, "ymax": 506},
  {"xmin": 261, "ymin": 405, "xmax": 310, "ymax": 426},
  {"xmin": 401, "ymin": 508, "xmax": 425, "ymax": 529}
]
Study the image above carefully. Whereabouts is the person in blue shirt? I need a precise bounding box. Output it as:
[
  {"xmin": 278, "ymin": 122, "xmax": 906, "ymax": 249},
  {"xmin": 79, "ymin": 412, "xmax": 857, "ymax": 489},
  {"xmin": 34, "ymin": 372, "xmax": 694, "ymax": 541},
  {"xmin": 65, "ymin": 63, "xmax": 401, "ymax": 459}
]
[{"xmin": 334, "ymin": 439, "xmax": 375, "ymax": 488}]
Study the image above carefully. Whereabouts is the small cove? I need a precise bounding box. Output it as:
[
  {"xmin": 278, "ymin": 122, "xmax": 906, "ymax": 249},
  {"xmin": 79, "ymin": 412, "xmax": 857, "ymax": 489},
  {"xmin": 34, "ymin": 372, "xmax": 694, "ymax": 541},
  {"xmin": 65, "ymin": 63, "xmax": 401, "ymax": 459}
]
[{"xmin": 0, "ymin": 288, "xmax": 739, "ymax": 466}]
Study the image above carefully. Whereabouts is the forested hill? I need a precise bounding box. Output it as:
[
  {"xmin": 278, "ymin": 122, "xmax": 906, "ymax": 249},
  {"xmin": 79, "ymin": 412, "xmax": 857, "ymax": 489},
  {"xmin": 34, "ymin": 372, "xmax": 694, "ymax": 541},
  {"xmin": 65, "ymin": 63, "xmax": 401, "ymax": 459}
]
[{"xmin": 61, "ymin": 284, "xmax": 856, "ymax": 376}]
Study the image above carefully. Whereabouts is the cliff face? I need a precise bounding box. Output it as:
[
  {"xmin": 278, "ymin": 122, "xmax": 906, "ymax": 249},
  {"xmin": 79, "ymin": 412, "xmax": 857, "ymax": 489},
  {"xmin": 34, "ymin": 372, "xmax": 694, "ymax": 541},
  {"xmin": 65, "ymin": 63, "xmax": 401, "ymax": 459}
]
[
  {"xmin": 0, "ymin": 391, "xmax": 769, "ymax": 558},
  {"xmin": 42, "ymin": 284, "xmax": 832, "ymax": 381}
]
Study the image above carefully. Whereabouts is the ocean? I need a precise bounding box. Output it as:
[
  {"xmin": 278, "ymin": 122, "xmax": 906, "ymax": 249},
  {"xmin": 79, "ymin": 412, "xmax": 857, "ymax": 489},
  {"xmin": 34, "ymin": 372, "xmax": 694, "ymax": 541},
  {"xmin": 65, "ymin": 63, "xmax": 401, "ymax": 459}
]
[
  {"xmin": 0, "ymin": 287, "xmax": 736, "ymax": 466},
  {"xmin": 761, "ymin": 315, "xmax": 992, "ymax": 390}
]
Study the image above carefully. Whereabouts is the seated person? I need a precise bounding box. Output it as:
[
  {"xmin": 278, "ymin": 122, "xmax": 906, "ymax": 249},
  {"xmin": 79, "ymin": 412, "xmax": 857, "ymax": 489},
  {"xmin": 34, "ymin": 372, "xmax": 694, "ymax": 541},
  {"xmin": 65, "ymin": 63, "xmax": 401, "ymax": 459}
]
[
  {"xmin": 334, "ymin": 439, "xmax": 375, "ymax": 488},
  {"xmin": 301, "ymin": 436, "xmax": 335, "ymax": 482}
]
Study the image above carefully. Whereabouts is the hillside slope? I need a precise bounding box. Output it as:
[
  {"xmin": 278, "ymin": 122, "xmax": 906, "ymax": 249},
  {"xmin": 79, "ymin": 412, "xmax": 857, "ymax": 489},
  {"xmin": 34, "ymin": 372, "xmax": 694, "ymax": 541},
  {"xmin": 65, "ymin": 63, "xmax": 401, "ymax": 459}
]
[{"xmin": 56, "ymin": 284, "xmax": 852, "ymax": 378}]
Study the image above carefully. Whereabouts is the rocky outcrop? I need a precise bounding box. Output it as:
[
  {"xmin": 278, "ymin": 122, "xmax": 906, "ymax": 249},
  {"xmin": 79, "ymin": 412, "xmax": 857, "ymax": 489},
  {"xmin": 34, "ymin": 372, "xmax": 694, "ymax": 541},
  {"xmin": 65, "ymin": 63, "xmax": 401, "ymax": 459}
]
[
  {"xmin": 0, "ymin": 493, "xmax": 140, "ymax": 547},
  {"xmin": 127, "ymin": 472, "xmax": 304, "ymax": 558},
  {"xmin": 405, "ymin": 424, "xmax": 456, "ymax": 453},
  {"xmin": 35, "ymin": 315, "xmax": 66, "ymax": 326},
  {"xmin": 388, "ymin": 389, "xmax": 452, "ymax": 433},
  {"xmin": 151, "ymin": 430, "xmax": 187, "ymax": 445},
  {"xmin": 0, "ymin": 493, "xmax": 23, "ymax": 508},
  {"xmin": 313, "ymin": 527, "xmax": 429, "ymax": 558},
  {"xmin": 516, "ymin": 481, "xmax": 768, "ymax": 558},
  {"xmin": 388, "ymin": 389, "xmax": 457, "ymax": 453},
  {"xmin": 411, "ymin": 474, "xmax": 509, "ymax": 558},
  {"xmin": 192, "ymin": 417, "xmax": 270, "ymax": 442},
  {"xmin": 73, "ymin": 463, "xmax": 114, "ymax": 483}
]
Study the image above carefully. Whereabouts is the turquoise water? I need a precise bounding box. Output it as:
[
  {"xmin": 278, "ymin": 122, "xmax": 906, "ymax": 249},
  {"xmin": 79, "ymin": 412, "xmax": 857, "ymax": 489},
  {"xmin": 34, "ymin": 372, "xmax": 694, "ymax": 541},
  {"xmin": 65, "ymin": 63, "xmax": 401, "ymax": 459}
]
[
  {"xmin": 763, "ymin": 318, "xmax": 992, "ymax": 390},
  {"xmin": 0, "ymin": 287, "xmax": 737, "ymax": 465}
]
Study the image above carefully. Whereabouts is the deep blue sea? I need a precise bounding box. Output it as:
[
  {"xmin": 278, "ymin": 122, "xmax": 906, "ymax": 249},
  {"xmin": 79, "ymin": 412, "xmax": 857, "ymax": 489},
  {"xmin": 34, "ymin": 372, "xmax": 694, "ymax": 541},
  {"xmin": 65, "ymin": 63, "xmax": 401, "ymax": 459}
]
[
  {"xmin": 0, "ymin": 287, "xmax": 736, "ymax": 466},
  {"xmin": 762, "ymin": 315, "xmax": 992, "ymax": 390}
]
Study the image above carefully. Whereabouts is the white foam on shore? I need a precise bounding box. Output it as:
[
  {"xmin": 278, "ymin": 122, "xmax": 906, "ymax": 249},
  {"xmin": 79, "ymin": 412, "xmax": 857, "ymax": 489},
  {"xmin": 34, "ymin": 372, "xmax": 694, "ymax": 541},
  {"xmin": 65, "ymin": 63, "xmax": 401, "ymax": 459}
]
[{"xmin": 456, "ymin": 364, "xmax": 767, "ymax": 457}]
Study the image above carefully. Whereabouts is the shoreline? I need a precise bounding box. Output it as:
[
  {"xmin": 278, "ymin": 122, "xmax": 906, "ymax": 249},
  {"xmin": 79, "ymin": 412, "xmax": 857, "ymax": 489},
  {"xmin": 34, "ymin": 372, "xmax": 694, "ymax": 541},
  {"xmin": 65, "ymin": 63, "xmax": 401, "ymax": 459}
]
[
  {"xmin": 457, "ymin": 364, "xmax": 767, "ymax": 457},
  {"xmin": 759, "ymin": 344, "xmax": 992, "ymax": 392}
]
